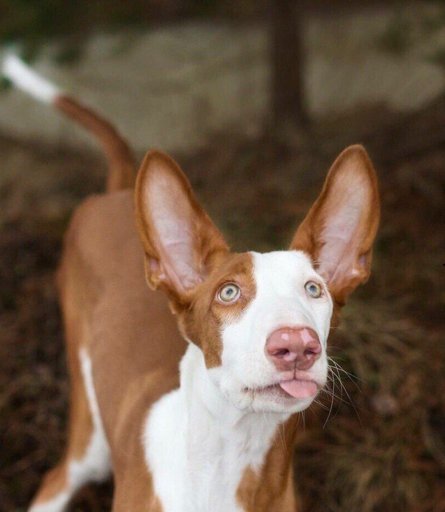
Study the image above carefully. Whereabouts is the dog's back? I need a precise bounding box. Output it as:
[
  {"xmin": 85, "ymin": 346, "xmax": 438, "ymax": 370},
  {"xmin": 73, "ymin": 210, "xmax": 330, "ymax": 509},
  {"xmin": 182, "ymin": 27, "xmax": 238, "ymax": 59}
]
[
  {"xmin": 59, "ymin": 188, "xmax": 186, "ymax": 503},
  {"xmin": 60, "ymin": 189, "xmax": 185, "ymax": 430}
]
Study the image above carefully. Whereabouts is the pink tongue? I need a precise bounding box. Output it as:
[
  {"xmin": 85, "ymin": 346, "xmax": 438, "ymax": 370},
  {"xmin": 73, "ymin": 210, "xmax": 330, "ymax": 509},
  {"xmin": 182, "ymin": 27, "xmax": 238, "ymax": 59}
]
[{"xmin": 279, "ymin": 379, "xmax": 317, "ymax": 398}]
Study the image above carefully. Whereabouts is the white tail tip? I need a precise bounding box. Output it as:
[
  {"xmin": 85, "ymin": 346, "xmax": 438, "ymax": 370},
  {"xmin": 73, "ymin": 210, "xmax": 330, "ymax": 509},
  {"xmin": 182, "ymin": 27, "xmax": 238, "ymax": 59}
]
[{"xmin": 2, "ymin": 54, "xmax": 61, "ymax": 104}]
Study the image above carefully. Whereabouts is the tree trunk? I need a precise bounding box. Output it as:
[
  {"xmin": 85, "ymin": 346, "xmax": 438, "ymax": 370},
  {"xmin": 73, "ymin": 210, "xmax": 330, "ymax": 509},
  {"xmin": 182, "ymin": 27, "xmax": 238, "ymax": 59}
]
[{"xmin": 270, "ymin": 0, "xmax": 309, "ymax": 131}]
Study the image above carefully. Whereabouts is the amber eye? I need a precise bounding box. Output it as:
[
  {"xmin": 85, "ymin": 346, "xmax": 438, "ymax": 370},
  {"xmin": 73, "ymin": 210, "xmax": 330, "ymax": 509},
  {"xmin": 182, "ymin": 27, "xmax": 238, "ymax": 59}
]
[
  {"xmin": 217, "ymin": 283, "xmax": 241, "ymax": 303},
  {"xmin": 304, "ymin": 280, "xmax": 323, "ymax": 298}
]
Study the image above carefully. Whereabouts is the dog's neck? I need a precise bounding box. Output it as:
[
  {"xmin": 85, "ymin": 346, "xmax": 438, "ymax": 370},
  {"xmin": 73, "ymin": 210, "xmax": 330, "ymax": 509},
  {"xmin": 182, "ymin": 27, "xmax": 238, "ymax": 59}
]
[
  {"xmin": 144, "ymin": 343, "xmax": 293, "ymax": 512},
  {"xmin": 181, "ymin": 342, "xmax": 289, "ymax": 440}
]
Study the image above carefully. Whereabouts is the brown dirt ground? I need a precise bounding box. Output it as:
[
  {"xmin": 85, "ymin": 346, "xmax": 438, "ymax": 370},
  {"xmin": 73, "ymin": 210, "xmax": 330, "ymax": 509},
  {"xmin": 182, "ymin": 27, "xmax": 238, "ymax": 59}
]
[{"xmin": 0, "ymin": 110, "xmax": 444, "ymax": 511}]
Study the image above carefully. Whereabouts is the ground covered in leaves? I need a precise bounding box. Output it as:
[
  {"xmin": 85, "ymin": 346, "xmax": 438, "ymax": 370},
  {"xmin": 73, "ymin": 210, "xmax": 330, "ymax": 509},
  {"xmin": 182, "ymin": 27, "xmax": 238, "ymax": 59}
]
[{"xmin": 0, "ymin": 108, "xmax": 444, "ymax": 511}]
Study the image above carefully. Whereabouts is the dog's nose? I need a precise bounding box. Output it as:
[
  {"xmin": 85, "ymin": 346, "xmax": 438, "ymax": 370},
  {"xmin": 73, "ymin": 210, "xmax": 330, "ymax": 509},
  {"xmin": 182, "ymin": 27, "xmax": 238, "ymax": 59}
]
[{"xmin": 265, "ymin": 327, "xmax": 321, "ymax": 371}]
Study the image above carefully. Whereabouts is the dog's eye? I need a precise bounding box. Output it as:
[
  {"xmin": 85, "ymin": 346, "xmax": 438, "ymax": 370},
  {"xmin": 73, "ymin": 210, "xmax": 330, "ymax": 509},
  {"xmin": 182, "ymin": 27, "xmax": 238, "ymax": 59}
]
[
  {"xmin": 217, "ymin": 283, "xmax": 241, "ymax": 303},
  {"xmin": 304, "ymin": 280, "xmax": 323, "ymax": 298}
]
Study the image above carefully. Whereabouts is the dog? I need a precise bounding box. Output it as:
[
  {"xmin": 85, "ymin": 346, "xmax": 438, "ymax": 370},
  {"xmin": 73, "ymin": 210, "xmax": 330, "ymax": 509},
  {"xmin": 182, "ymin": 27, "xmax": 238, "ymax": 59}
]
[{"xmin": 3, "ymin": 55, "xmax": 379, "ymax": 512}]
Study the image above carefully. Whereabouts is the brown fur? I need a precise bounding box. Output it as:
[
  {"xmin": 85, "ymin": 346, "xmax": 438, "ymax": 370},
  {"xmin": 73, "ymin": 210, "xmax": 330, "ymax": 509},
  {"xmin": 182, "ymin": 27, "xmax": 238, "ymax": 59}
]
[
  {"xmin": 30, "ymin": 191, "xmax": 185, "ymax": 510},
  {"xmin": 55, "ymin": 96, "xmax": 136, "ymax": 192},
  {"xmin": 237, "ymin": 416, "xmax": 302, "ymax": 512},
  {"xmin": 135, "ymin": 150, "xmax": 228, "ymax": 302}
]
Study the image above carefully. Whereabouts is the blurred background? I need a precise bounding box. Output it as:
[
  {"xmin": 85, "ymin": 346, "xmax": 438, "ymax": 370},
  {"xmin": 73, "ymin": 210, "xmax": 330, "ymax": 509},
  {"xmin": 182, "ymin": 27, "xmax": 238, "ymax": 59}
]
[{"xmin": 0, "ymin": 1, "xmax": 444, "ymax": 511}]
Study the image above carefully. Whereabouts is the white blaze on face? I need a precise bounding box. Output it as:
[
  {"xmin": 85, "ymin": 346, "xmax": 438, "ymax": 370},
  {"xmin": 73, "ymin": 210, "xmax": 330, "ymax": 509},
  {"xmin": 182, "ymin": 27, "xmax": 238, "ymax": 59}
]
[{"xmin": 215, "ymin": 250, "xmax": 333, "ymax": 412}]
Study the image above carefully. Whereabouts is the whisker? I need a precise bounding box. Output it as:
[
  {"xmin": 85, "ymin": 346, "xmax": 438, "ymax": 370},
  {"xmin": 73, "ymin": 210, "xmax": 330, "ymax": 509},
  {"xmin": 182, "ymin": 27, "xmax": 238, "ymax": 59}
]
[
  {"xmin": 327, "ymin": 357, "xmax": 362, "ymax": 425},
  {"xmin": 328, "ymin": 356, "xmax": 362, "ymax": 385}
]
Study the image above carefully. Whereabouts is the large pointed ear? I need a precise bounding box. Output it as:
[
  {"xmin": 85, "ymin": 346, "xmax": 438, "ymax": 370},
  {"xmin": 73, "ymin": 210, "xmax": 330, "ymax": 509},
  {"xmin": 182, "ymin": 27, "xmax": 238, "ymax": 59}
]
[
  {"xmin": 135, "ymin": 150, "xmax": 229, "ymax": 304},
  {"xmin": 290, "ymin": 145, "xmax": 380, "ymax": 306}
]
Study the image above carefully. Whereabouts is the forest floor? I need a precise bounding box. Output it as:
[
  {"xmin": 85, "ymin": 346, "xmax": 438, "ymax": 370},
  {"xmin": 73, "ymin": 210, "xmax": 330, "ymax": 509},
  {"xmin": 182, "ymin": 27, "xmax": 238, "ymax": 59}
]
[{"xmin": 0, "ymin": 105, "xmax": 444, "ymax": 511}]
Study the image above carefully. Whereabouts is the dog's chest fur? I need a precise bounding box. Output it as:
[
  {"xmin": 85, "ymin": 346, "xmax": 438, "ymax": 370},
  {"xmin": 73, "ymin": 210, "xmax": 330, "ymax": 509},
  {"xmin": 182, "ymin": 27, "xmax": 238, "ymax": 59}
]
[{"xmin": 143, "ymin": 344, "xmax": 287, "ymax": 512}]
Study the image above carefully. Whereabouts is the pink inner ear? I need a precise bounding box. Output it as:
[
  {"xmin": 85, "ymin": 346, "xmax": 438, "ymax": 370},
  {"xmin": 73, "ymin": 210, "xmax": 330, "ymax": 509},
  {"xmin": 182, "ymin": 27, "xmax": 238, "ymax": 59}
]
[
  {"xmin": 145, "ymin": 171, "xmax": 203, "ymax": 292},
  {"xmin": 316, "ymin": 172, "xmax": 369, "ymax": 284},
  {"xmin": 137, "ymin": 150, "xmax": 229, "ymax": 297},
  {"xmin": 290, "ymin": 145, "xmax": 379, "ymax": 302}
]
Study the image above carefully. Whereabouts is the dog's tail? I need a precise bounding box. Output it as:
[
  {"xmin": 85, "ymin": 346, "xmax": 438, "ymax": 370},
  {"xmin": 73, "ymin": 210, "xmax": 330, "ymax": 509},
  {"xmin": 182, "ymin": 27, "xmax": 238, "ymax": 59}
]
[{"xmin": 2, "ymin": 54, "xmax": 135, "ymax": 192}]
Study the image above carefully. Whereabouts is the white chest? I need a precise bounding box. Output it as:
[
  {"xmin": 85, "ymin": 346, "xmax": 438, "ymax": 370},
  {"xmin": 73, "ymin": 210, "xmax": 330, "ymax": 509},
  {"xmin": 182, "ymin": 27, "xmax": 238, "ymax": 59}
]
[{"xmin": 143, "ymin": 388, "xmax": 280, "ymax": 512}]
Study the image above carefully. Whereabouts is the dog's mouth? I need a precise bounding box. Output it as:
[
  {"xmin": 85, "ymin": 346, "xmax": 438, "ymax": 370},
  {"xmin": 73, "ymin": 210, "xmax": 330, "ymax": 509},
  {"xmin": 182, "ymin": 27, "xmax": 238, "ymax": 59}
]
[{"xmin": 244, "ymin": 378, "xmax": 320, "ymax": 401}]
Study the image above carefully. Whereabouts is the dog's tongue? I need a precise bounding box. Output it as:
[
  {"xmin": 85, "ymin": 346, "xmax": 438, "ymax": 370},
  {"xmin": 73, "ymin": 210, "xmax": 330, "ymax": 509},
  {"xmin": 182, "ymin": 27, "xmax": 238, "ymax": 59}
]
[{"xmin": 279, "ymin": 379, "xmax": 317, "ymax": 398}]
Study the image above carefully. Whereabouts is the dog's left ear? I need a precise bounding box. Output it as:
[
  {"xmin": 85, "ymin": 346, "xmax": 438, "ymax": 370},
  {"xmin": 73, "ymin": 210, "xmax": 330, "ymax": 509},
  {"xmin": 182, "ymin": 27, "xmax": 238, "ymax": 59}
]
[{"xmin": 290, "ymin": 145, "xmax": 380, "ymax": 306}]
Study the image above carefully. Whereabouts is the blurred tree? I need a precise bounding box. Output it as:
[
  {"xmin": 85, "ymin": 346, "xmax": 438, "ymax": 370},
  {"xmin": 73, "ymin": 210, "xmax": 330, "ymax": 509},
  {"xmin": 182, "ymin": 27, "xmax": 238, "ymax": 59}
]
[
  {"xmin": 0, "ymin": 0, "xmax": 262, "ymax": 57},
  {"xmin": 0, "ymin": 0, "xmax": 313, "ymax": 135},
  {"xmin": 0, "ymin": 0, "xmax": 188, "ymax": 61},
  {"xmin": 377, "ymin": 0, "xmax": 445, "ymax": 68},
  {"xmin": 269, "ymin": 0, "xmax": 309, "ymax": 133}
]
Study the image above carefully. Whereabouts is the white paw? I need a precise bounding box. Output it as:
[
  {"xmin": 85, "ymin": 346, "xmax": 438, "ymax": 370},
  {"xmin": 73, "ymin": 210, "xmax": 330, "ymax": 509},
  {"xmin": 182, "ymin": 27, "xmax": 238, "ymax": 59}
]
[{"xmin": 28, "ymin": 491, "xmax": 70, "ymax": 512}]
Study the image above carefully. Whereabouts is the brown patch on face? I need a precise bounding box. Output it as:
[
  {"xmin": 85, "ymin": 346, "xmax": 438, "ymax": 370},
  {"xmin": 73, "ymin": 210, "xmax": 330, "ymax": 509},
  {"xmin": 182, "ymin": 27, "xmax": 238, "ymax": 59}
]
[
  {"xmin": 236, "ymin": 415, "xmax": 302, "ymax": 512},
  {"xmin": 179, "ymin": 252, "xmax": 256, "ymax": 368}
]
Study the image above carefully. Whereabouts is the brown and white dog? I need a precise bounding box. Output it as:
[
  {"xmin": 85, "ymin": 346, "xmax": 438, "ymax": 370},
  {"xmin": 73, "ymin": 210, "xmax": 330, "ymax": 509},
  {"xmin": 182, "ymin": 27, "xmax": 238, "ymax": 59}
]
[{"xmin": 3, "ymin": 56, "xmax": 380, "ymax": 512}]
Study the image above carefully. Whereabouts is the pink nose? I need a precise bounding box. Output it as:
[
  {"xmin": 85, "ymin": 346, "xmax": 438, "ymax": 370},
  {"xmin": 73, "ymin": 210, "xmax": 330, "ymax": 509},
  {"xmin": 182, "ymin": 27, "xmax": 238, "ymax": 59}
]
[{"xmin": 265, "ymin": 327, "xmax": 321, "ymax": 371}]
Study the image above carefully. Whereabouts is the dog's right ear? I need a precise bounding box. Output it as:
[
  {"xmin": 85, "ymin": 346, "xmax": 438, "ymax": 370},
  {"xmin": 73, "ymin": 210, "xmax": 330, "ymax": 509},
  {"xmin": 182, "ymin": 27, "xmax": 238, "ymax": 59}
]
[{"xmin": 135, "ymin": 150, "xmax": 228, "ymax": 305}]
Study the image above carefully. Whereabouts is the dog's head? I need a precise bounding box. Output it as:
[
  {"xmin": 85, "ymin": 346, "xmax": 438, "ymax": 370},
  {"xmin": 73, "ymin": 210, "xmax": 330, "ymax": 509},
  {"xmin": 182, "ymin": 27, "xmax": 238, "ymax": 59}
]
[{"xmin": 135, "ymin": 146, "xmax": 379, "ymax": 414}]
